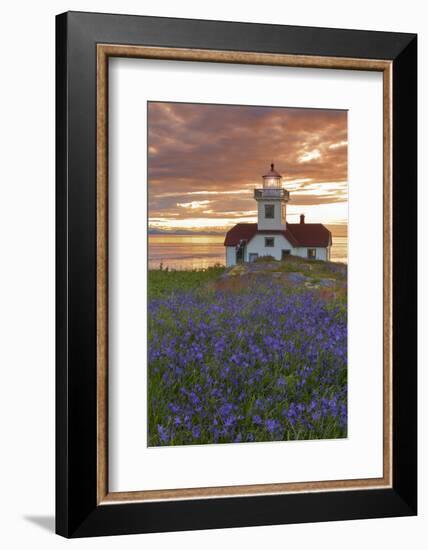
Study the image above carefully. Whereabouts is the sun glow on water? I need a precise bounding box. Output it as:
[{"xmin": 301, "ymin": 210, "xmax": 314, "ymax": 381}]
[{"xmin": 148, "ymin": 233, "xmax": 347, "ymax": 270}]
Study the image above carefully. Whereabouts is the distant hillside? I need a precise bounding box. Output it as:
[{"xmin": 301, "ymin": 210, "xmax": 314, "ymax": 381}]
[
  {"xmin": 148, "ymin": 228, "xmax": 223, "ymax": 236},
  {"xmin": 149, "ymin": 224, "xmax": 348, "ymax": 238}
]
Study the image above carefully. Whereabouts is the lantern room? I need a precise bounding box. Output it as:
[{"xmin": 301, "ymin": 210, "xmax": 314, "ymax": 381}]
[{"xmin": 262, "ymin": 163, "xmax": 282, "ymax": 188}]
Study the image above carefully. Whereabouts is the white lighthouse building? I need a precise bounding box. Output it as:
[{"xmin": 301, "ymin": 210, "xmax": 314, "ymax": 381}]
[{"xmin": 224, "ymin": 164, "xmax": 332, "ymax": 267}]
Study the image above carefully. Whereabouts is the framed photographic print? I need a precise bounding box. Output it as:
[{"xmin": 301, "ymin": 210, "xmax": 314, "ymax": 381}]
[{"xmin": 56, "ymin": 11, "xmax": 417, "ymax": 538}]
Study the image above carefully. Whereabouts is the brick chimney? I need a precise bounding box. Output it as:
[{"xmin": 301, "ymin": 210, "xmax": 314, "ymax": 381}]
[{"xmin": 300, "ymin": 214, "xmax": 305, "ymax": 224}]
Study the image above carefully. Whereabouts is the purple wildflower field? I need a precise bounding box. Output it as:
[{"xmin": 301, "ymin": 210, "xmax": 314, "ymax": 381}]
[{"xmin": 148, "ymin": 268, "xmax": 347, "ymax": 446}]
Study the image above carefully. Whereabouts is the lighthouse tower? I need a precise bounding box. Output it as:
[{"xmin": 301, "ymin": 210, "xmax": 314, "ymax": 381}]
[{"xmin": 254, "ymin": 164, "xmax": 290, "ymax": 231}]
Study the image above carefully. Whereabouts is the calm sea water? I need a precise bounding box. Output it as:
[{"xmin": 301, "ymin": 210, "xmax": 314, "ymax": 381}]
[{"xmin": 149, "ymin": 234, "xmax": 348, "ymax": 270}]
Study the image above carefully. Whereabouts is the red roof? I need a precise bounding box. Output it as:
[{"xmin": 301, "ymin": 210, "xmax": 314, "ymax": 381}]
[
  {"xmin": 286, "ymin": 223, "xmax": 332, "ymax": 248},
  {"xmin": 224, "ymin": 222, "xmax": 331, "ymax": 248},
  {"xmin": 224, "ymin": 223, "xmax": 258, "ymax": 246}
]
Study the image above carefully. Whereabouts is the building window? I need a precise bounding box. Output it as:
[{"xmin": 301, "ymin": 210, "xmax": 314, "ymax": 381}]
[
  {"xmin": 264, "ymin": 204, "xmax": 274, "ymax": 219},
  {"xmin": 265, "ymin": 237, "xmax": 275, "ymax": 248},
  {"xmin": 249, "ymin": 253, "xmax": 259, "ymax": 262},
  {"xmin": 307, "ymin": 248, "xmax": 316, "ymax": 259},
  {"xmin": 281, "ymin": 249, "xmax": 291, "ymax": 260}
]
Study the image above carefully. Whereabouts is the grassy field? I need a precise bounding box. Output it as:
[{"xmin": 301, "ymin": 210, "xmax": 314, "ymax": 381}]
[
  {"xmin": 148, "ymin": 264, "xmax": 225, "ymax": 299},
  {"xmin": 148, "ymin": 257, "xmax": 347, "ymax": 446}
]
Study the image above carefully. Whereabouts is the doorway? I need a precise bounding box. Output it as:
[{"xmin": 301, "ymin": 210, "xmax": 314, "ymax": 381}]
[{"xmin": 237, "ymin": 246, "xmax": 245, "ymax": 263}]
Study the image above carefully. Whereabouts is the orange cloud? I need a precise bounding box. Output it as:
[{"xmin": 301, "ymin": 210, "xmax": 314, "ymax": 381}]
[{"xmin": 148, "ymin": 102, "xmax": 348, "ymax": 232}]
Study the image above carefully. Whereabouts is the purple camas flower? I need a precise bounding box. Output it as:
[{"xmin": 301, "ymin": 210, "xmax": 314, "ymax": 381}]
[
  {"xmin": 192, "ymin": 425, "xmax": 201, "ymax": 439},
  {"xmin": 219, "ymin": 403, "xmax": 233, "ymax": 417},
  {"xmin": 148, "ymin": 280, "xmax": 347, "ymax": 446},
  {"xmin": 168, "ymin": 402, "xmax": 180, "ymax": 413},
  {"xmin": 252, "ymin": 414, "xmax": 262, "ymax": 426},
  {"xmin": 224, "ymin": 414, "xmax": 237, "ymax": 428},
  {"xmin": 265, "ymin": 419, "xmax": 279, "ymax": 434},
  {"xmin": 276, "ymin": 377, "xmax": 286, "ymax": 388},
  {"xmin": 157, "ymin": 424, "xmax": 169, "ymax": 444}
]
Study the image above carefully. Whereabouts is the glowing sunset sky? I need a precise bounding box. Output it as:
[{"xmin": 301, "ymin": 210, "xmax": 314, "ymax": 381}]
[{"xmin": 148, "ymin": 102, "xmax": 348, "ymax": 234}]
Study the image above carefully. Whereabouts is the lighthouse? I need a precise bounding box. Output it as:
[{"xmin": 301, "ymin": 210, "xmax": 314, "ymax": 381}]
[
  {"xmin": 224, "ymin": 163, "xmax": 332, "ymax": 266},
  {"xmin": 254, "ymin": 164, "xmax": 290, "ymax": 231}
]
